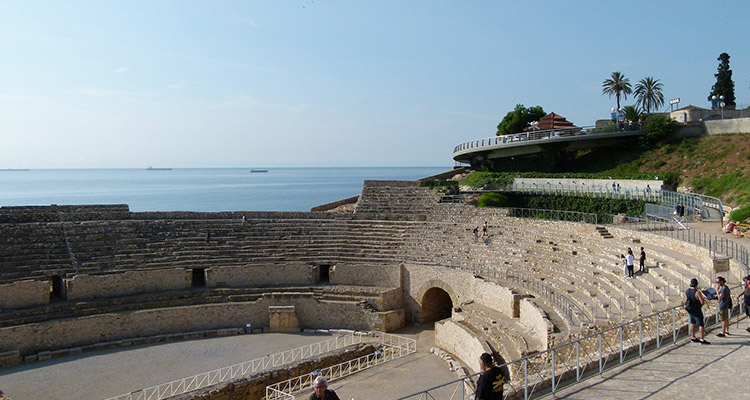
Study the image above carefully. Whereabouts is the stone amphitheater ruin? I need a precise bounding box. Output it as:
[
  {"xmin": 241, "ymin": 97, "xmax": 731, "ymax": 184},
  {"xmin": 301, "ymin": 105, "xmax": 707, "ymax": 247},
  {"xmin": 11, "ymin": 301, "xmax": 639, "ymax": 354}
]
[{"xmin": 0, "ymin": 179, "xmax": 744, "ymax": 399}]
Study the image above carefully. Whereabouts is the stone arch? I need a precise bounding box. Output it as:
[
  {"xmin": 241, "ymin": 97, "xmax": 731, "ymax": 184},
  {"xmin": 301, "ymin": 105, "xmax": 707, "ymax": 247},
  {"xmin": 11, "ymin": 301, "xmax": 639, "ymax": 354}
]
[{"xmin": 416, "ymin": 280, "xmax": 457, "ymax": 323}]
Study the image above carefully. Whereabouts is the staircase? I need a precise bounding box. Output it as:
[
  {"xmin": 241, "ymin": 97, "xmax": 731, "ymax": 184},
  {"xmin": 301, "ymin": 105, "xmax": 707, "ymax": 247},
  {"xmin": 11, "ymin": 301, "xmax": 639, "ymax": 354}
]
[{"xmin": 595, "ymin": 226, "xmax": 613, "ymax": 239}]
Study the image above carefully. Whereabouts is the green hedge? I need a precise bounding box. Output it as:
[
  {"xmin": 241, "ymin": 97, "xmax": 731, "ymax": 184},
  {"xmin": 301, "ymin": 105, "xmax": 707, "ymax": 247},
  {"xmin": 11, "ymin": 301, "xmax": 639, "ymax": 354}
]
[
  {"xmin": 459, "ymin": 171, "xmax": 667, "ymax": 189},
  {"xmin": 478, "ymin": 193, "xmax": 511, "ymax": 207},
  {"xmin": 729, "ymin": 205, "xmax": 750, "ymax": 222},
  {"xmin": 499, "ymin": 193, "xmax": 645, "ymax": 221},
  {"xmin": 419, "ymin": 179, "xmax": 459, "ymax": 194}
]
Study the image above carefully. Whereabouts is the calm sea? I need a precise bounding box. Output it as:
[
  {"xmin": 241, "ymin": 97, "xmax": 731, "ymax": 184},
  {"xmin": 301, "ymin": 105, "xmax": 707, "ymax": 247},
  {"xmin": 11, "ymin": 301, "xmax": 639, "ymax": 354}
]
[{"xmin": 0, "ymin": 167, "xmax": 449, "ymax": 212}]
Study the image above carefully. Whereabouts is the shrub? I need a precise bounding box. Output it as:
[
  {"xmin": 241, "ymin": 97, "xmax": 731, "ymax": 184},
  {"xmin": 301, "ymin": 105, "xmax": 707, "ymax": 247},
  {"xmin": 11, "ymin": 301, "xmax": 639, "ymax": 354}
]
[
  {"xmin": 729, "ymin": 205, "xmax": 750, "ymax": 222},
  {"xmin": 478, "ymin": 193, "xmax": 511, "ymax": 207},
  {"xmin": 641, "ymin": 114, "xmax": 677, "ymax": 146},
  {"xmin": 420, "ymin": 179, "xmax": 458, "ymax": 194}
]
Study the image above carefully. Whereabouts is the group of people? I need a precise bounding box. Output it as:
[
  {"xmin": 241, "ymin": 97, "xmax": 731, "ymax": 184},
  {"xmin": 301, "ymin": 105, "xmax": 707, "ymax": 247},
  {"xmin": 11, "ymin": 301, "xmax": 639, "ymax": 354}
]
[
  {"xmin": 473, "ymin": 221, "xmax": 489, "ymax": 242},
  {"xmin": 620, "ymin": 247, "xmax": 646, "ymax": 279},
  {"xmin": 686, "ymin": 274, "xmax": 750, "ymax": 344},
  {"xmin": 307, "ymin": 353, "xmax": 510, "ymax": 400}
]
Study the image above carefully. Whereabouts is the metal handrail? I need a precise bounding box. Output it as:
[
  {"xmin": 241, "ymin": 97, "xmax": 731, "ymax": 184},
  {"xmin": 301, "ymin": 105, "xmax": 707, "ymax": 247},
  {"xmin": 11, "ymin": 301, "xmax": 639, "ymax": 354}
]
[
  {"xmin": 102, "ymin": 333, "xmax": 365, "ymax": 400},
  {"xmin": 612, "ymin": 216, "xmax": 750, "ymax": 275},
  {"xmin": 399, "ymin": 295, "xmax": 742, "ymax": 400},
  {"xmin": 266, "ymin": 332, "xmax": 416, "ymax": 400},
  {"xmin": 451, "ymin": 186, "xmax": 723, "ymax": 220},
  {"xmin": 453, "ymin": 126, "xmax": 598, "ymax": 154}
]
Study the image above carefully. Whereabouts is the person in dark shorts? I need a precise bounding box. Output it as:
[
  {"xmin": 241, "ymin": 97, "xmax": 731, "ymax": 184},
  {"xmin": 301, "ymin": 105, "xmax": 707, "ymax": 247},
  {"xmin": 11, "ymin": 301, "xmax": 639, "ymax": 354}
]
[
  {"xmin": 309, "ymin": 376, "xmax": 340, "ymax": 400},
  {"xmin": 482, "ymin": 221, "xmax": 488, "ymax": 238},
  {"xmin": 736, "ymin": 275, "xmax": 750, "ymax": 333},
  {"xmin": 475, "ymin": 353, "xmax": 508, "ymax": 400},
  {"xmin": 639, "ymin": 247, "xmax": 646, "ymax": 272},
  {"xmin": 715, "ymin": 276, "xmax": 731, "ymax": 337},
  {"xmin": 686, "ymin": 278, "xmax": 710, "ymax": 344}
]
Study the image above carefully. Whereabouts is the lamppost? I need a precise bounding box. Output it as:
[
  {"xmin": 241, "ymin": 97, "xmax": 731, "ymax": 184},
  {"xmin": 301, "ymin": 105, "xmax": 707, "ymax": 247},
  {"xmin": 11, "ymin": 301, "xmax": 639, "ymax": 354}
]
[
  {"xmin": 712, "ymin": 95, "xmax": 725, "ymax": 119},
  {"xmin": 612, "ymin": 107, "xmax": 624, "ymax": 130}
]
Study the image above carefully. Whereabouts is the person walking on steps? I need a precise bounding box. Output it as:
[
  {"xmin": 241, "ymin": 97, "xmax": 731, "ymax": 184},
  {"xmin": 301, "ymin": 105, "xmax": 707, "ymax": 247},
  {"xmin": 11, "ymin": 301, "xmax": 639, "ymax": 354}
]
[
  {"xmin": 736, "ymin": 275, "xmax": 750, "ymax": 333},
  {"xmin": 686, "ymin": 278, "xmax": 710, "ymax": 344},
  {"xmin": 482, "ymin": 221, "xmax": 488, "ymax": 238},
  {"xmin": 639, "ymin": 247, "xmax": 646, "ymax": 273}
]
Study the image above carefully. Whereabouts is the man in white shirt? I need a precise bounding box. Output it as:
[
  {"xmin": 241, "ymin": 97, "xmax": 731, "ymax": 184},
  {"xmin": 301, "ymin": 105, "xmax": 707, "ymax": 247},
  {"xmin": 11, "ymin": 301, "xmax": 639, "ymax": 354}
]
[{"xmin": 625, "ymin": 249, "xmax": 635, "ymax": 279}]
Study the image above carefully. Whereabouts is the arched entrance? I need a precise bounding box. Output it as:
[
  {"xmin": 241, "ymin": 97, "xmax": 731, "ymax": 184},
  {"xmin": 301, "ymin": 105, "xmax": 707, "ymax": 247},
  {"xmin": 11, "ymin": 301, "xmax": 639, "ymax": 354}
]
[{"xmin": 421, "ymin": 287, "xmax": 453, "ymax": 323}]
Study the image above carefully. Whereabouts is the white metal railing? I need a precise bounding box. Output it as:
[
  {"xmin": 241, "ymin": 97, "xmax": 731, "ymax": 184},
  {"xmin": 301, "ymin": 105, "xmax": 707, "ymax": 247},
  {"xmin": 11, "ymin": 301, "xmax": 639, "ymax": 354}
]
[
  {"xmin": 452, "ymin": 126, "xmax": 599, "ymax": 155},
  {"xmin": 614, "ymin": 216, "xmax": 750, "ymax": 276},
  {"xmin": 446, "ymin": 185, "xmax": 723, "ymax": 221},
  {"xmin": 103, "ymin": 332, "xmax": 365, "ymax": 400},
  {"xmin": 399, "ymin": 296, "xmax": 743, "ymax": 400},
  {"xmin": 266, "ymin": 332, "xmax": 416, "ymax": 400}
]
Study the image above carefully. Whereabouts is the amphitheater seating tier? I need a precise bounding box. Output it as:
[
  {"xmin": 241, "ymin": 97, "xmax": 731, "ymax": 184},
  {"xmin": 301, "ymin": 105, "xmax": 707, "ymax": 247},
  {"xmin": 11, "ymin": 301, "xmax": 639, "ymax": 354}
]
[{"xmin": 0, "ymin": 182, "xmax": 724, "ymax": 377}]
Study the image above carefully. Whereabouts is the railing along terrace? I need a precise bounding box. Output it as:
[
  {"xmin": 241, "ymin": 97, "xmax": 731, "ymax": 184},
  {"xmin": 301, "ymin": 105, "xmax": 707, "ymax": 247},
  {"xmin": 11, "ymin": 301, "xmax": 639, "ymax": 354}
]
[
  {"xmin": 103, "ymin": 332, "xmax": 366, "ymax": 400},
  {"xmin": 452, "ymin": 126, "xmax": 597, "ymax": 154},
  {"xmin": 613, "ymin": 216, "xmax": 750, "ymax": 275},
  {"xmin": 504, "ymin": 207, "xmax": 598, "ymax": 225},
  {"xmin": 399, "ymin": 296, "xmax": 741, "ymax": 400},
  {"xmin": 265, "ymin": 332, "xmax": 416, "ymax": 400},
  {"xmin": 451, "ymin": 186, "xmax": 722, "ymax": 221}
]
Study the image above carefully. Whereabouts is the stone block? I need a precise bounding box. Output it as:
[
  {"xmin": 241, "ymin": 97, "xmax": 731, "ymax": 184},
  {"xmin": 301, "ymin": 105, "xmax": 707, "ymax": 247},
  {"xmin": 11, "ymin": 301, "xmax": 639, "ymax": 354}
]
[{"xmin": 713, "ymin": 257, "xmax": 730, "ymax": 273}]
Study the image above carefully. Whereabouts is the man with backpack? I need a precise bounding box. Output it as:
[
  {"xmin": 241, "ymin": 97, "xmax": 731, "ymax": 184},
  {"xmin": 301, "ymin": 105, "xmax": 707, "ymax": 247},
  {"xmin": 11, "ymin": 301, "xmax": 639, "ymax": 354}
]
[{"xmin": 686, "ymin": 278, "xmax": 710, "ymax": 344}]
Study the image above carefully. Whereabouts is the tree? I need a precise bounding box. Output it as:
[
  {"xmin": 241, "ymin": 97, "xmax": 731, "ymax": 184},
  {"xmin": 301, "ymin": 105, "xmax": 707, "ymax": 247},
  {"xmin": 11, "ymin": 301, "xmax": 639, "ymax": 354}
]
[
  {"xmin": 634, "ymin": 77, "xmax": 665, "ymax": 114},
  {"xmin": 640, "ymin": 114, "xmax": 677, "ymax": 147},
  {"xmin": 602, "ymin": 72, "xmax": 632, "ymax": 111},
  {"xmin": 708, "ymin": 52, "xmax": 736, "ymax": 109},
  {"xmin": 496, "ymin": 104, "xmax": 545, "ymax": 136},
  {"xmin": 622, "ymin": 105, "xmax": 642, "ymax": 123}
]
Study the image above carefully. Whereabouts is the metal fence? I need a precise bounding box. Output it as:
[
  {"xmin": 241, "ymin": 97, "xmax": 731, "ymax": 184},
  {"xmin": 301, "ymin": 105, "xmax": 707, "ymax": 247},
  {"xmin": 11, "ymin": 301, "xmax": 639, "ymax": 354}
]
[
  {"xmin": 504, "ymin": 207, "xmax": 598, "ymax": 224},
  {"xmin": 266, "ymin": 332, "xmax": 416, "ymax": 400},
  {"xmin": 449, "ymin": 186, "xmax": 722, "ymax": 221},
  {"xmin": 472, "ymin": 266, "xmax": 590, "ymax": 325},
  {"xmin": 453, "ymin": 126, "xmax": 598, "ymax": 154},
  {"xmin": 614, "ymin": 216, "xmax": 750, "ymax": 276},
  {"xmin": 103, "ymin": 333, "xmax": 366, "ymax": 400},
  {"xmin": 398, "ymin": 297, "xmax": 741, "ymax": 400}
]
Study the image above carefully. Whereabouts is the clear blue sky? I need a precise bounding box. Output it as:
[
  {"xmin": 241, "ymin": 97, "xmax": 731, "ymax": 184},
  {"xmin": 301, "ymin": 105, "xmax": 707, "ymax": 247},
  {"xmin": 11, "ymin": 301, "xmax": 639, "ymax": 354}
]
[{"xmin": 1, "ymin": 1, "xmax": 748, "ymax": 168}]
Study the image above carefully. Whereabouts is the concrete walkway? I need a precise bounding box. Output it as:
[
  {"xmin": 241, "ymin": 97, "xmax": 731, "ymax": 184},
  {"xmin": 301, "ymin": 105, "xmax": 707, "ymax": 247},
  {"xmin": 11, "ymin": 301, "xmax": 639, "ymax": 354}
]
[
  {"xmin": 0, "ymin": 332, "xmax": 334, "ymax": 400},
  {"xmin": 312, "ymin": 325, "xmax": 459, "ymax": 400},
  {"xmin": 553, "ymin": 322, "xmax": 750, "ymax": 399}
]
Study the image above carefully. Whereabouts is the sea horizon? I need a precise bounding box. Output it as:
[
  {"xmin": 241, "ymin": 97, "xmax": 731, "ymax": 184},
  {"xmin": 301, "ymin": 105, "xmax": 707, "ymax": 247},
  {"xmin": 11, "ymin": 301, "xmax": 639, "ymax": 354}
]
[{"xmin": 0, "ymin": 166, "xmax": 451, "ymax": 212}]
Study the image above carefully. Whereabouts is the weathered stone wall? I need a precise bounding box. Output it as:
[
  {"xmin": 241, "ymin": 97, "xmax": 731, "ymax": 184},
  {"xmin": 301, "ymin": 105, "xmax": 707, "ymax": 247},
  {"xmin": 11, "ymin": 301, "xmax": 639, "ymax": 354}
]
[
  {"xmin": 0, "ymin": 296, "xmax": 377, "ymax": 355},
  {"xmin": 373, "ymin": 309, "xmax": 406, "ymax": 332},
  {"xmin": 402, "ymin": 263, "xmax": 514, "ymax": 323},
  {"xmin": 130, "ymin": 211, "xmax": 345, "ymax": 221},
  {"xmin": 705, "ymin": 117, "xmax": 750, "ymax": 135},
  {"xmin": 435, "ymin": 319, "xmax": 490, "ymax": 374},
  {"xmin": 0, "ymin": 204, "xmax": 130, "ymax": 223},
  {"xmin": 520, "ymin": 298, "xmax": 551, "ymax": 350},
  {"xmin": 66, "ymin": 269, "xmax": 191, "ymax": 300},
  {"xmin": 310, "ymin": 196, "xmax": 359, "ymax": 212},
  {"xmin": 206, "ymin": 265, "xmax": 314, "ymax": 287},
  {"xmin": 379, "ymin": 287, "xmax": 403, "ymax": 311},
  {"xmin": 330, "ymin": 263, "xmax": 401, "ymax": 288},
  {"xmin": 0, "ymin": 279, "xmax": 49, "ymax": 309}
]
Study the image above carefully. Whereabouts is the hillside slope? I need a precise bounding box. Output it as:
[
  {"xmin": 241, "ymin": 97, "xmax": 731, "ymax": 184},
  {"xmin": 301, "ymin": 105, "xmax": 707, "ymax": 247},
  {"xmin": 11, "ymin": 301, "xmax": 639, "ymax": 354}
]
[{"xmin": 600, "ymin": 133, "xmax": 750, "ymax": 207}]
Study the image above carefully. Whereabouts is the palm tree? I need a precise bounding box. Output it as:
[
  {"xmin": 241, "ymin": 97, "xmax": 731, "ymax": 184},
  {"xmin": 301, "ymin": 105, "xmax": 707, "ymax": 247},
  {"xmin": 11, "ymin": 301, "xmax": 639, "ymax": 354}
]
[
  {"xmin": 602, "ymin": 72, "xmax": 632, "ymax": 111},
  {"xmin": 634, "ymin": 77, "xmax": 665, "ymax": 114},
  {"xmin": 622, "ymin": 105, "xmax": 642, "ymax": 123}
]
